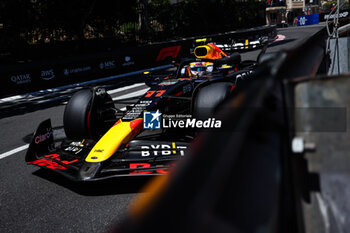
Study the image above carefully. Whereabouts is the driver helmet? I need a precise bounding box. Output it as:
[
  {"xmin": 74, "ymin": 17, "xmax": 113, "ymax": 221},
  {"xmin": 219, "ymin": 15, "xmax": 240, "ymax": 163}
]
[{"xmin": 189, "ymin": 62, "xmax": 213, "ymax": 77}]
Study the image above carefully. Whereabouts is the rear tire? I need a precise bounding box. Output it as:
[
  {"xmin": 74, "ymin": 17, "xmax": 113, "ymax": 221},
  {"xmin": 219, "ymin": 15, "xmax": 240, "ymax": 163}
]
[{"xmin": 193, "ymin": 82, "xmax": 232, "ymax": 120}]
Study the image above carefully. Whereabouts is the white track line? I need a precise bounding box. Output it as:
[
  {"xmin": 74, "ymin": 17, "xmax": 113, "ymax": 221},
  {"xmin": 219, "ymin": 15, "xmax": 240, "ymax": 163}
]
[
  {"xmin": 112, "ymin": 88, "xmax": 150, "ymax": 101},
  {"xmin": 108, "ymin": 83, "xmax": 145, "ymax": 94},
  {"xmin": 61, "ymin": 83, "xmax": 148, "ymax": 105},
  {"xmin": 0, "ymin": 144, "xmax": 29, "ymax": 160},
  {"xmin": 0, "ymin": 87, "xmax": 149, "ymax": 160},
  {"xmin": 0, "ymin": 64, "xmax": 171, "ymax": 104},
  {"xmin": 0, "ymin": 86, "xmax": 148, "ymax": 160},
  {"xmin": 0, "ymin": 71, "xmax": 152, "ymax": 161}
]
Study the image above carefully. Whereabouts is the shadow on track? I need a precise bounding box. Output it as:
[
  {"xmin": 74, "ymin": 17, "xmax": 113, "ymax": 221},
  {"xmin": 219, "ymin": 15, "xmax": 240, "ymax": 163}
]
[{"xmin": 33, "ymin": 168, "xmax": 151, "ymax": 196}]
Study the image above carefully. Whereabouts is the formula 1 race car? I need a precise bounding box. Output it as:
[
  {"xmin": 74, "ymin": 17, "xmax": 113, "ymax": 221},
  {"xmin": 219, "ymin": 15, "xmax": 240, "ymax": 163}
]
[{"xmin": 25, "ymin": 44, "xmax": 257, "ymax": 181}]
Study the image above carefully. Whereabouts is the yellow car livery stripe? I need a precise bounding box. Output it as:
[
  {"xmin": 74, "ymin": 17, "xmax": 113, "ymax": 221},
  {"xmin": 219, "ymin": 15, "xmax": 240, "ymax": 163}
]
[{"xmin": 85, "ymin": 119, "xmax": 143, "ymax": 162}]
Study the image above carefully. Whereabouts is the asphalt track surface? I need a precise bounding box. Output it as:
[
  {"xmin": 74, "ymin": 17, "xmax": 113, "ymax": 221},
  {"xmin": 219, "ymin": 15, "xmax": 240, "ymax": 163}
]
[{"xmin": 0, "ymin": 25, "xmax": 324, "ymax": 233}]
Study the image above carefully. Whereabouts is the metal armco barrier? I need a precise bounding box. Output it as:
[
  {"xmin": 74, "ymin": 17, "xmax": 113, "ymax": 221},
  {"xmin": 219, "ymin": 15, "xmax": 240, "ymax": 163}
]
[
  {"xmin": 0, "ymin": 25, "xmax": 276, "ymax": 98},
  {"xmin": 0, "ymin": 42, "xmax": 192, "ymax": 98}
]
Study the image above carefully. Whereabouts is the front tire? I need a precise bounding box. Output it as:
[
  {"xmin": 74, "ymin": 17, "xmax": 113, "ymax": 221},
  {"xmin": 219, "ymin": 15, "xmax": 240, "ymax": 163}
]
[{"xmin": 63, "ymin": 88, "xmax": 114, "ymax": 140}]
